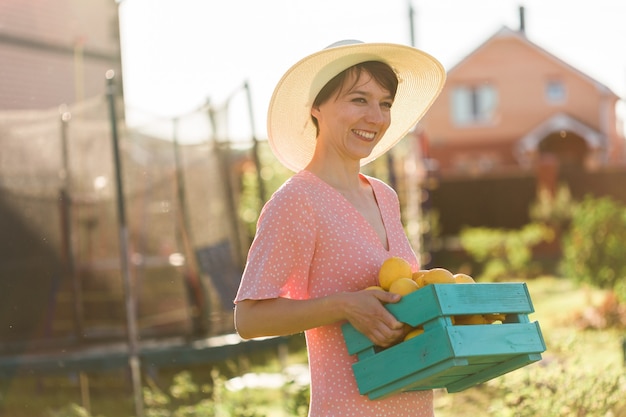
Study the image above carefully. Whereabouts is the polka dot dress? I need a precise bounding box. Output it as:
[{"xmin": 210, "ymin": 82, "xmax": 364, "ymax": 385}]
[{"xmin": 235, "ymin": 170, "xmax": 434, "ymax": 417}]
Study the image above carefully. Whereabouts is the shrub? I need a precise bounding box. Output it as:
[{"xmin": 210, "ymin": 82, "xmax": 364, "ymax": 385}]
[
  {"xmin": 459, "ymin": 223, "xmax": 554, "ymax": 281},
  {"xmin": 529, "ymin": 184, "xmax": 577, "ymax": 231},
  {"xmin": 487, "ymin": 358, "xmax": 626, "ymax": 417},
  {"xmin": 560, "ymin": 195, "xmax": 626, "ymax": 301}
]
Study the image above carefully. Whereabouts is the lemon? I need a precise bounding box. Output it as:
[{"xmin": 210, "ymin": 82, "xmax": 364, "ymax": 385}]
[
  {"xmin": 412, "ymin": 270, "xmax": 428, "ymax": 287},
  {"xmin": 388, "ymin": 277, "xmax": 420, "ymax": 296},
  {"xmin": 483, "ymin": 313, "xmax": 507, "ymax": 323},
  {"xmin": 421, "ymin": 268, "xmax": 455, "ymax": 285},
  {"xmin": 454, "ymin": 314, "xmax": 488, "ymax": 325},
  {"xmin": 453, "ymin": 273, "xmax": 476, "ymax": 284},
  {"xmin": 378, "ymin": 257, "xmax": 412, "ymax": 290},
  {"xmin": 403, "ymin": 327, "xmax": 424, "ymax": 341}
]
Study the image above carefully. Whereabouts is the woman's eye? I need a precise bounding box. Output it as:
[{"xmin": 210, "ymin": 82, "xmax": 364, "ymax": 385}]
[{"xmin": 381, "ymin": 102, "xmax": 393, "ymax": 109}]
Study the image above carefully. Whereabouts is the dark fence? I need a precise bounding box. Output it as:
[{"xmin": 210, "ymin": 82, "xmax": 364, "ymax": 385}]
[
  {"xmin": 561, "ymin": 168, "xmax": 626, "ymax": 204},
  {"xmin": 430, "ymin": 166, "xmax": 626, "ymax": 236},
  {"xmin": 430, "ymin": 173, "xmax": 536, "ymax": 236}
]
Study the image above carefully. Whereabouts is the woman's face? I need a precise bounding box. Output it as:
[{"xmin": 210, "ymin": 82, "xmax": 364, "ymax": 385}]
[{"xmin": 311, "ymin": 70, "xmax": 393, "ymax": 164}]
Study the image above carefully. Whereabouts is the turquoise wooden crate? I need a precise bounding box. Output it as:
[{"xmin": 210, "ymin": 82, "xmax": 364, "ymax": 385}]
[{"xmin": 342, "ymin": 282, "xmax": 546, "ymax": 400}]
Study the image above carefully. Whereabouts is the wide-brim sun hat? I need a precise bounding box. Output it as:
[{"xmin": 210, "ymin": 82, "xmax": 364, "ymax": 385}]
[{"xmin": 267, "ymin": 40, "xmax": 446, "ymax": 172}]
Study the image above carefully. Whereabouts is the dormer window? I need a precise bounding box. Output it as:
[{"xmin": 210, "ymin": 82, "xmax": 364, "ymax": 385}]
[
  {"xmin": 451, "ymin": 83, "xmax": 498, "ymax": 126},
  {"xmin": 545, "ymin": 79, "xmax": 566, "ymax": 103}
]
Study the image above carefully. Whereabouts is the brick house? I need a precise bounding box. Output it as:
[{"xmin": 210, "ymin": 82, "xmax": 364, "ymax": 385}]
[
  {"xmin": 418, "ymin": 26, "xmax": 624, "ymax": 181},
  {"xmin": 412, "ymin": 23, "xmax": 626, "ymax": 245}
]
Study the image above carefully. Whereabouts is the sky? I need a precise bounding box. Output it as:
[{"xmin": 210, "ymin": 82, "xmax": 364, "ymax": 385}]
[{"xmin": 118, "ymin": 0, "xmax": 626, "ymax": 143}]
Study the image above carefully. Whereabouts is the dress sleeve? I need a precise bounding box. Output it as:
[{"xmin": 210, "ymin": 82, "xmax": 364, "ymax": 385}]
[{"xmin": 234, "ymin": 182, "xmax": 317, "ymax": 303}]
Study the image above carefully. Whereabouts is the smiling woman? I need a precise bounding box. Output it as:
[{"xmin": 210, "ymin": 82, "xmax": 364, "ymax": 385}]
[{"xmin": 233, "ymin": 39, "xmax": 445, "ymax": 416}]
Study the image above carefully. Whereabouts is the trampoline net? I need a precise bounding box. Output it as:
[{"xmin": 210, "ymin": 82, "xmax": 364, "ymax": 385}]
[{"xmin": 0, "ymin": 93, "xmax": 253, "ymax": 350}]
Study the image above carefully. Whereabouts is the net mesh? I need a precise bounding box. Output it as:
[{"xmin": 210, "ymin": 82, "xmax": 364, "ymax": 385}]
[{"xmin": 0, "ymin": 93, "xmax": 247, "ymax": 349}]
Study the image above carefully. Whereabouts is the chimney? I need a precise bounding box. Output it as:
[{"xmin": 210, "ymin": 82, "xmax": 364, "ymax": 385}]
[{"xmin": 519, "ymin": 5, "xmax": 526, "ymax": 34}]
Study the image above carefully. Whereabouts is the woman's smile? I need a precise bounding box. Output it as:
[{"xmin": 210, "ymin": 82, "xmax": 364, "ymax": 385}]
[{"xmin": 352, "ymin": 129, "xmax": 377, "ymax": 141}]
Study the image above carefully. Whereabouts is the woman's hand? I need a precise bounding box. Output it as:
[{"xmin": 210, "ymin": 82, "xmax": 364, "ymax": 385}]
[
  {"xmin": 234, "ymin": 289, "xmax": 406, "ymax": 346},
  {"xmin": 341, "ymin": 289, "xmax": 405, "ymax": 347}
]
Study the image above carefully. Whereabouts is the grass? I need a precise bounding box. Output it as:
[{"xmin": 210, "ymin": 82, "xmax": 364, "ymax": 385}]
[
  {"xmin": 1, "ymin": 277, "xmax": 624, "ymax": 416},
  {"xmin": 434, "ymin": 277, "xmax": 625, "ymax": 417}
]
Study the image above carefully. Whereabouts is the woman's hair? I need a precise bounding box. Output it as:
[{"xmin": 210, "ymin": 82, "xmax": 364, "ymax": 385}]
[{"xmin": 311, "ymin": 61, "xmax": 398, "ymax": 134}]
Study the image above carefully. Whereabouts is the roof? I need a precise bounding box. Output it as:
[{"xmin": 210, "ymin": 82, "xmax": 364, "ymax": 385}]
[{"xmin": 447, "ymin": 26, "xmax": 618, "ymax": 98}]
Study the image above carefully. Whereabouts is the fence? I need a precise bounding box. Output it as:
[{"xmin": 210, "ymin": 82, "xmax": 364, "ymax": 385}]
[{"xmin": 0, "ymin": 88, "xmax": 258, "ymax": 351}]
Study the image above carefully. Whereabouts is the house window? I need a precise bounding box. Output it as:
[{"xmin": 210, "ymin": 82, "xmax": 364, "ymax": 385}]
[
  {"xmin": 545, "ymin": 80, "xmax": 566, "ymax": 103},
  {"xmin": 451, "ymin": 84, "xmax": 497, "ymax": 126}
]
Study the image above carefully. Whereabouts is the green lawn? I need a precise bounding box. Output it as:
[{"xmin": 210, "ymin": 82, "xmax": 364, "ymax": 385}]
[
  {"xmin": 1, "ymin": 277, "xmax": 624, "ymax": 417},
  {"xmin": 435, "ymin": 277, "xmax": 626, "ymax": 417}
]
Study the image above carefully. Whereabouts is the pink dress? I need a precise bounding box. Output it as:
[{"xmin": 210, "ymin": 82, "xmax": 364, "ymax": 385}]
[{"xmin": 235, "ymin": 170, "xmax": 434, "ymax": 417}]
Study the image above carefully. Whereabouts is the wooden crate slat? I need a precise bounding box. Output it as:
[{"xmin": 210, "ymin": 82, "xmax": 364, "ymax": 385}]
[
  {"xmin": 352, "ymin": 326, "xmax": 454, "ymax": 394},
  {"xmin": 447, "ymin": 322, "xmax": 546, "ymax": 357},
  {"xmin": 447, "ymin": 353, "xmax": 543, "ymax": 393},
  {"xmin": 342, "ymin": 282, "xmax": 547, "ymax": 398},
  {"xmin": 367, "ymin": 358, "xmax": 469, "ymax": 400}
]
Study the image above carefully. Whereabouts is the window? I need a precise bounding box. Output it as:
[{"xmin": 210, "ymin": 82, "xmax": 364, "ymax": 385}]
[
  {"xmin": 545, "ymin": 80, "xmax": 566, "ymax": 103},
  {"xmin": 451, "ymin": 84, "xmax": 497, "ymax": 126}
]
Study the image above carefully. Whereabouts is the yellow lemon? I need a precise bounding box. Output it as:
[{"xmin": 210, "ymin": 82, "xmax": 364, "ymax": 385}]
[
  {"xmin": 364, "ymin": 285, "xmax": 385, "ymax": 291},
  {"xmin": 483, "ymin": 313, "xmax": 507, "ymax": 323},
  {"xmin": 453, "ymin": 273, "xmax": 476, "ymax": 284},
  {"xmin": 378, "ymin": 257, "xmax": 412, "ymax": 290},
  {"xmin": 421, "ymin": 268, "xmax": 455, "ymax": 285},
  {"xmin": 388, "ymin": 277, "xmax": 420, "ymax": 296},
  {"xmin": 454, "ymin": 314, "xmax": 488, "ymax": 325},
  {"xmin": 403, "ymin": 327, "xmax": 424, "ymax": 341},
  {"xmin": 412, "ymin": 270, "xmax": 428, "ymax": 287}
]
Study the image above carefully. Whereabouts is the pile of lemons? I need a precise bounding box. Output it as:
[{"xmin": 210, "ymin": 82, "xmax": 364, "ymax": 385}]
[{"xmin": 369, "ymin": 257, "xmax": 506, "ymax": 341}]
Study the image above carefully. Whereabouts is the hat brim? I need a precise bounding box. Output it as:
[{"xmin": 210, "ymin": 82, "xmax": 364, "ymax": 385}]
[{"xmin": 267, "ymin": 42, "xmax": 446, "ymax": 172}]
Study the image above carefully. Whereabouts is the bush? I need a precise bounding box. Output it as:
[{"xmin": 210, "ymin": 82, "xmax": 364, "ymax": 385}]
[
  {"xmin": 560, "ymin": 195, "xmax": 626, "ymax": 301},
  {"xmin": 487, "ymin": 358, "xmax": 626, "ymax": 417},
  {"xmin": 459, "ymin": 223, "xmax": 554, "ymax": 281},
  {"xmin": 529, "ymin": 184, "xmax": 577, "ymax": 231}
]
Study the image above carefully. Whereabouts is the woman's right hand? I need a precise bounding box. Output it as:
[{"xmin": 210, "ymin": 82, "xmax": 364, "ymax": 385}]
[
  {"xmin": 341, "ymin": 289, "xmax": 405, "ymax": 347},
  {"xmin": 235, "ymin": 289, "xmax": 406, "ymax": 345}
]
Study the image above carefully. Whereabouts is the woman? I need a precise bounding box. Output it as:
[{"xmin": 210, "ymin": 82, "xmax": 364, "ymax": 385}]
[{"xmin": 234, "ymin": 40, "xmax": 445, "ymax": 416}]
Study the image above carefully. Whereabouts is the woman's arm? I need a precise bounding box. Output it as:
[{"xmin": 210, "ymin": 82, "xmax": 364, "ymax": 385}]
[{"xmin": 235, "ymin": 289, "xmax": 405, "ymax": 347}]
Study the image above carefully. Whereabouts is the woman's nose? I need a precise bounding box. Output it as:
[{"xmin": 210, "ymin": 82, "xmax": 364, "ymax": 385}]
[{"xmin": 365, "ymin": 104, "xmax": 386, "ymax": 124}]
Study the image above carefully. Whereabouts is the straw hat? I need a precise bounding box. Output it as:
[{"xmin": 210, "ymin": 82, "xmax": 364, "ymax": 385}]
[{"xmin": 267, "ymin": 40, "xmax": 446, "ymax": 172}]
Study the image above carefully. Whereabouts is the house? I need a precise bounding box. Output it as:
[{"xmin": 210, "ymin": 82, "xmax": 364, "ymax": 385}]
[
  {"xmin": 412, "ymin": 18, "xmax": 626, "ymax": 261},
  {"xmin": 418, "ymin": 25, "xmax": 625, "ymax": 181}
]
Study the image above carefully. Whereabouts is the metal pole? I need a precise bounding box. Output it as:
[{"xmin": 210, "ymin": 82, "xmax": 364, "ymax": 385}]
[
  {"xmin": 59, "ymin": 109, "xmax": 85, "ymax": 343},
  {"xmin": 409, "ymin": 0, "xmax": 426, "ymax": 263},
  {"xmin": 59, "ymin": 108, "xmax": 91, "ymax": 412},
  {"xmin": 207, "ymin": 101, "xmax": 246, "ymax": 266},
  {"xmin": 409, "ymin": 0, "xmax": 417, "ymax": 48},
  {"xmin": 243, "ymin": 81, "xmax": 266, "ymax": 206},
  {"xmin": 172, "ymin": 118, "xmax": 207, "ymax": 336},
  {"xmin": 105, "ymin": 69, "xmax": 144, "ymax": 417},
  {"xmin": 408, "ymin": 0, "xmax": 431, "ymax": 266}
]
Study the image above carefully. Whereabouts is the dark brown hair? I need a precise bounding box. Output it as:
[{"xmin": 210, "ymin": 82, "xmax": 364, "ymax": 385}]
[{"xmin": 311, "ymin": 61, "xmax": 398, "ymax": 134}]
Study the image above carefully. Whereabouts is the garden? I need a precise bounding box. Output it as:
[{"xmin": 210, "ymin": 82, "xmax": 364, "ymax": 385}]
[{"xmin": 3, "ymin": 192, "xmax": 626, "ymax": 417}]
